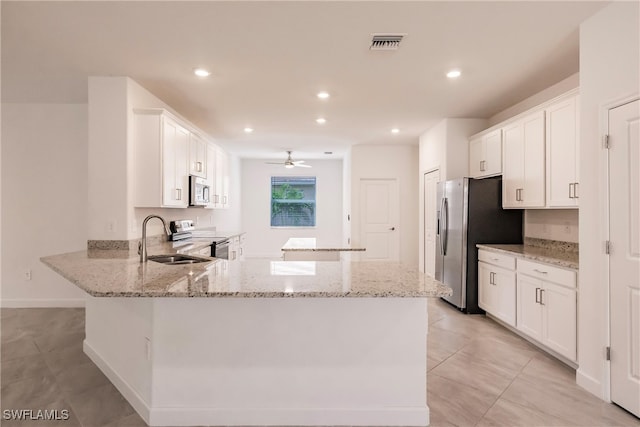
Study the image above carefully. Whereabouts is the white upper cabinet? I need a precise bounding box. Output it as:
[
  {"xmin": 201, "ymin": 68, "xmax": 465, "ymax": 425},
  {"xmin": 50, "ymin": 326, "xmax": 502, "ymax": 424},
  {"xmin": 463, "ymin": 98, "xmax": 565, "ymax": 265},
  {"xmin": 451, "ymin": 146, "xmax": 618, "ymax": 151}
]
[
  {"xmin": 206, "ymin": 143, "xmax": 230, "ymax": 209},
  {"xmin": 133, "ymin": 109, "xmax": 189, "ymax": 208},
  {"xmin": 546, "ymin": 94, "xmax": 579, "ymax": 207},
  {"xmin": 502, "ymin": 110, "xmax": 546, "ymax": 208},
  {"xmin": 189, "ymin": 132, "xmax": 208, "ymax": 178},
  {"xmin": 469, "ymin": 129, "xmax": 502, "ymax": 178}
]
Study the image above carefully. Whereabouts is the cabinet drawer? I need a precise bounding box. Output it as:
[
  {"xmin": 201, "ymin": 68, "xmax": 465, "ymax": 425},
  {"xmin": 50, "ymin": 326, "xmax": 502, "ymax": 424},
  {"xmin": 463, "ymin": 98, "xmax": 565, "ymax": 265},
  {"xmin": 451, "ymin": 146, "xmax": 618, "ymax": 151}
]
[
  {"xmin": 517, "ymin": 259, "xmax": 576, "ymax": 288},
  {"xmin": 478, "ymin": 250, "xmax": 516, "ymax": 270}
]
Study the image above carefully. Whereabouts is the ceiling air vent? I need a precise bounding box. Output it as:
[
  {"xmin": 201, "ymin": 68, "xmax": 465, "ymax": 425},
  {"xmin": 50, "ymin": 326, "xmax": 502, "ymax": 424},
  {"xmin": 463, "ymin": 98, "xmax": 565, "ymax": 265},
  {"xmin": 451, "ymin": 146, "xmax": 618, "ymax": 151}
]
[{"xmin": 370, "ymin": 34, "xmax": 405, "ymax": 51}]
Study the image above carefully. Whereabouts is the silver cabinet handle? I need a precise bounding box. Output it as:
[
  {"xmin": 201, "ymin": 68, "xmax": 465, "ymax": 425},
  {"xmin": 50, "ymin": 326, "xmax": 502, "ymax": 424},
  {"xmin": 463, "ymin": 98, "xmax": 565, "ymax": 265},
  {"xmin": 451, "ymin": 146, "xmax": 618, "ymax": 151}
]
[
  {"xmin": 175, "ymin": 188, "xmax": 182, "ymax": 200},
  {"xmin": 540, "ymin": 289, "xmax": 545, "ymax": 305},
  {"xmin": 239, "ymin": 247, "xmax": 243, "ymax": 256},
  {"xmin": 574, "ymin": 182, "xmax": 579, "ymax": 199},
  {"xmin": 480, "ymin": 160, "xmax": 486, "ymax": 172},
  {"xmin": 535, "ymin": 287, "xmax": 540, "ymax": 304},
  {"xmin": 223, "ymin": 196, "xmax": 227, "ymax": 205},
  {"xmin": 569, "ymin": 183, "xmax": 574, "ymax": 199},
  {"xmin": 533, "ymin": 269, "xmax": 548, "ymax": 275},
  {"xmin": 214, "ymin": 194, "xmax": 220, "ymax": 203},
  {"xmin": 516, "ymin": 188, "xmax": 523, "ymax": 201}
]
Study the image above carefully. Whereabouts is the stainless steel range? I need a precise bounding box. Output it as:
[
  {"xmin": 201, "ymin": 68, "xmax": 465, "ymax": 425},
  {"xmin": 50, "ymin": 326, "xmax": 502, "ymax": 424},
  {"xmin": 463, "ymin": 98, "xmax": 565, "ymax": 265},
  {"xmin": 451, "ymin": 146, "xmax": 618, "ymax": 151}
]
[{"xmin": 169, "ymin": 220, "xmax": 230, "ymax": 259}]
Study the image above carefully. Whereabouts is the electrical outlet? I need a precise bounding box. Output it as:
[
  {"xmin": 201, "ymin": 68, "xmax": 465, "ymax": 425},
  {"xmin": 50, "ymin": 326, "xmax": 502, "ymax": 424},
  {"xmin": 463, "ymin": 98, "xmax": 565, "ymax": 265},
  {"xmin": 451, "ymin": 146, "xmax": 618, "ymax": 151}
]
[
  {"xmin": 106, "ymin": 220, "xmax": 116, "ymax": 233},
  {"xmin": 25, "ymin": 270, "xmax": 32, "ymax": 280}
]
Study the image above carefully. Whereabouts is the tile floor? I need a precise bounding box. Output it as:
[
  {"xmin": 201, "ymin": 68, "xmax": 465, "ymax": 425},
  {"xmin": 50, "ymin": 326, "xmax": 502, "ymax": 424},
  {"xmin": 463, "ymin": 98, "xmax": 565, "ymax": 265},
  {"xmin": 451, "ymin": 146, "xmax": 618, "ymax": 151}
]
[{"xmin": 1, "ymin": 299, "xmax": 638, "ymax": 427}]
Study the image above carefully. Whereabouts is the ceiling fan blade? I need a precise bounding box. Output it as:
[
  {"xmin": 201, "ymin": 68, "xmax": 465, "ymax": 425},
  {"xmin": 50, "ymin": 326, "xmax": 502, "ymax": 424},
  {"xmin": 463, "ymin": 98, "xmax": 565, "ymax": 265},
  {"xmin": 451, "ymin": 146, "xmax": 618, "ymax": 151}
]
[
  {"xmin": 295, "ymin": 163, "xmax": 312, "ymax": 168},
  {"xmin": 292, "ymin": 160, "xmax": 306, "ymax": 164},
  {"xmin": 265, "ymin": 162, "xmax": 284, "ymax": 165}
]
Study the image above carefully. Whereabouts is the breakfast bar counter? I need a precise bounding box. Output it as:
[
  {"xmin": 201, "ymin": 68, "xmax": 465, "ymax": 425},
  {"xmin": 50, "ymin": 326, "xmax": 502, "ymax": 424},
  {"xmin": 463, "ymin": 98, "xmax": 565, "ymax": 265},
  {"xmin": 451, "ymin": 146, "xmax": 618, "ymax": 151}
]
[{"xmin": 41, "ymin": 248, "xmax": 450, "ymax": 427}]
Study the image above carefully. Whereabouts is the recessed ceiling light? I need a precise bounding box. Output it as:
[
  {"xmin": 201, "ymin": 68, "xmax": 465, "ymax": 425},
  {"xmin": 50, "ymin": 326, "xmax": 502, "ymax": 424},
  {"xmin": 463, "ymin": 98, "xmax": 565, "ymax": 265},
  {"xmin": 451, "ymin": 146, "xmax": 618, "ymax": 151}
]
[
  {"xmin": 194, "ymin": 68, "xmax": 210, "ymax": 77},
  {"xmin": 446, "ymin": 69, "xmax": 461, "ymax": 79},
  {"xmin": 324, "ymin": 151, "xmax": 333, "ymax": 155},
  {"xmin": 317, "ymin": 91, "xmax": 330, "ymax": 99},
  {"xmin": 316, "ymin": 118, "xmax": 327, "ymax": 124},
  {"xmin": 391, "ymin": 128, "xmax": 400, "ymax": 134},
  {"xmin": 244, "ymin": 127, "xmax": 254, "ymax": 133}
]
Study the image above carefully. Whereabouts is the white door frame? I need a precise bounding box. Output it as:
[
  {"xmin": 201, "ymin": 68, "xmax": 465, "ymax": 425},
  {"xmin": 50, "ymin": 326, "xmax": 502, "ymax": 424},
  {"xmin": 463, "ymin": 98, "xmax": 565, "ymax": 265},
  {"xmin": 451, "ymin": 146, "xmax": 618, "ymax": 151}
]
[{"xmin": 604, "ymin": 93, "xmax": 640, "ymax": 403}]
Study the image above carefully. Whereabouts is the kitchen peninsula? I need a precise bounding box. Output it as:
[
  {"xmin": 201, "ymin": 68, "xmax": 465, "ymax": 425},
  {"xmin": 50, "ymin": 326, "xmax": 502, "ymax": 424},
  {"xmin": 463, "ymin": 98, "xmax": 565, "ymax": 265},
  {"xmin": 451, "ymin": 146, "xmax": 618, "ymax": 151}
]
[{"xmin": 41, "ymin": 246, "xmax": 451, "ymax": 427}]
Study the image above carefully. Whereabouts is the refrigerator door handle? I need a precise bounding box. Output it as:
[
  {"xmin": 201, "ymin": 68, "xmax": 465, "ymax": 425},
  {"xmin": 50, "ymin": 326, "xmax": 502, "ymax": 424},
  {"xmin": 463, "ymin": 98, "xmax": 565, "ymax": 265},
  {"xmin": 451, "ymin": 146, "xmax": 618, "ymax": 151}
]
[
  {"xmin": 437, "ymin": 198, "xmax": 444, "ymax": 255},
  {"xmin": 442, "ymin": 198, "xmax": 449, "ymax": 256}
]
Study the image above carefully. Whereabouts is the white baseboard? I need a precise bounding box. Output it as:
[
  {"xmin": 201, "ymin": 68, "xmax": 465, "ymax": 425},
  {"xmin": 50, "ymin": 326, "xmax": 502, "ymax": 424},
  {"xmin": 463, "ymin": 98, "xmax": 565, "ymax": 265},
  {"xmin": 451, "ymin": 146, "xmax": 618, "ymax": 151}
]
[
  {"xmin": 1, "ymin": 298, "xmax": 85, "ymax": 308},
  {"xmin": 83, "ymin": 340, "xmax": 152, "ymax": 423},
  {"xmin": 576, "ymin": 369, "xmax": 606, "ymax": 400},
  {"xmin": 149, "ymin": 407, "xmax": 429, "ymax": 426}
]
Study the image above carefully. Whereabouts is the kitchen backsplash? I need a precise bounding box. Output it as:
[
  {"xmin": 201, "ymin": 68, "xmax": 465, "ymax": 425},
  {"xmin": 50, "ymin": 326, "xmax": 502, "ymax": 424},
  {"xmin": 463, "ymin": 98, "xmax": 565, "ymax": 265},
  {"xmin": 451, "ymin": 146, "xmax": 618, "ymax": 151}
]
[{"xmin": 524, "ymin": 209, "xmax": 579, "ymax": 243}]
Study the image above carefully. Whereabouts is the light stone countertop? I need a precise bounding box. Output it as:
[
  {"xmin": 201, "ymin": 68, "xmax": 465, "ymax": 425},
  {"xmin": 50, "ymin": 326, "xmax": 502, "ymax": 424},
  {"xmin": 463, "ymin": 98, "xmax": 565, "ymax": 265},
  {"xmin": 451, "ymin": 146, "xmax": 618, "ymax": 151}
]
[
  {"xmin": 281, "ymin": 237, "xmax": 366, "ymax": 252},
  {"xmin": 41, "ymin": 247, "xmax": 451, "ymax": 298},
  {"xmin": 477, "ymin": 244, "xmax": 578, "ymax": 270}
]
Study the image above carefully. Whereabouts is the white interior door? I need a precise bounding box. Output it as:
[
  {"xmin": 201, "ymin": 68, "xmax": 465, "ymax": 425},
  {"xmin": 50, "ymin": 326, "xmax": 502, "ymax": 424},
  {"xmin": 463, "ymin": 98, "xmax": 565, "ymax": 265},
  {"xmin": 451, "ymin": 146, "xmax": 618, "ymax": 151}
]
[
  {"xmin": 424, "ymin": 170, "xmax": 440, "ymax": 276},
  {"xmin": 609, "ymin": 99, "xmax": 640, "ymax": 418},
  {"xmin": 359, "ymin": 179, "xmax": 400, "ymax": 261}
]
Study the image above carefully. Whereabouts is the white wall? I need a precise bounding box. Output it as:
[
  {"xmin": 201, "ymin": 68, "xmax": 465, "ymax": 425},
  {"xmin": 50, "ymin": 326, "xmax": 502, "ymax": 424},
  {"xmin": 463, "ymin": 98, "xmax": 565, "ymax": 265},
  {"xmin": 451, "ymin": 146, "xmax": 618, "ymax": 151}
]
[
  {"xmin": 524, "ymin": 210, "xmax": 578, "ymax": 243},
  {"xmin": 241, "ymin": 159, "xmax": 343, "ymax": 258},
  {"xmin": 418, "ymin": 118, "xmax": 487, "ymax": 272},
  {"xmin": 1, "ymin": 104, "xmax": 88, "ymax": 306},
  {"xmin": 489, "ymin": 73, "xmax": 580, "ymax": 126},
  {"xmin": 578, "ymin": 2, "xmax": 639, "ymax": 399},
  {"xmin": 88, "ymin": 77, "xmax": 242, "ymax": 240},
  {"xmin": 351, "ymin": 144, "xmax": 418, "ymax": 267}
]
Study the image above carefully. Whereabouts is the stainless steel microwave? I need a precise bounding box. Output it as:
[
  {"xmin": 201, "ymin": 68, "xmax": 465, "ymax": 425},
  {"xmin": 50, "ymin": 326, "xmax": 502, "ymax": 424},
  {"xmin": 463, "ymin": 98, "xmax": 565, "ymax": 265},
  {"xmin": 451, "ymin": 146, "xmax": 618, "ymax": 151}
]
[{"xmin": 189, "ymin": 175, "xmax": 210, "ymax": 207}]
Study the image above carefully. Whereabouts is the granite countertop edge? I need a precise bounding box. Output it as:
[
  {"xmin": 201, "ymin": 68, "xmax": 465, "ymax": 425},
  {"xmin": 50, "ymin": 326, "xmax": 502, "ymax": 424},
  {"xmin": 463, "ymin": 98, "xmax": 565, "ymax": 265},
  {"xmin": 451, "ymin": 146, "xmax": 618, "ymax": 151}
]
[
  {"xmin": 40, "ymin": 249, "xmax": 451, "ymax": 299},
  {"xmin": 476, "ymin": 244, "xmax": 578, "ymax": 270},
  {"xmin": 281, "ymin": 247, "xmax": 366, "ymax": 252}
]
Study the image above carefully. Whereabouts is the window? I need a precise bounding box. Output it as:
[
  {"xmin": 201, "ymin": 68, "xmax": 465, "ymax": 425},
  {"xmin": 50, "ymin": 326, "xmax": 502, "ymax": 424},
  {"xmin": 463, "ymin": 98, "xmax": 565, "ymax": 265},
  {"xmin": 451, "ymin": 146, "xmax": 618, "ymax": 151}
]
[{"xmin": 271, "ymin": 176, "xmax": 316, "ymax": 227}]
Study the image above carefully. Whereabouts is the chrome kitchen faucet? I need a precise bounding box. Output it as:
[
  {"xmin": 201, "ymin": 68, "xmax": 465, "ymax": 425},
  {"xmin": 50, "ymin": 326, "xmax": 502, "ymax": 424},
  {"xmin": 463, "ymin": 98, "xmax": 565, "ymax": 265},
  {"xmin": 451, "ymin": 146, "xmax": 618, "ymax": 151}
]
[{"xmin": 139, "ymin": 215, "xmax": 172, "ymax": 263}]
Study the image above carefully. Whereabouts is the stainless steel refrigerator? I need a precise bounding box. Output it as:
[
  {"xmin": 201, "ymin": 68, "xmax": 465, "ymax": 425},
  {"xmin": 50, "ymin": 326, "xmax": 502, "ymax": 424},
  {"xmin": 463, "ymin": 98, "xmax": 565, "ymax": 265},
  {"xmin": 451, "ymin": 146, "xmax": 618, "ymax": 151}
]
[{"xmin": 435, "ymin": 177, "xmax": 522, "ymax": 313}]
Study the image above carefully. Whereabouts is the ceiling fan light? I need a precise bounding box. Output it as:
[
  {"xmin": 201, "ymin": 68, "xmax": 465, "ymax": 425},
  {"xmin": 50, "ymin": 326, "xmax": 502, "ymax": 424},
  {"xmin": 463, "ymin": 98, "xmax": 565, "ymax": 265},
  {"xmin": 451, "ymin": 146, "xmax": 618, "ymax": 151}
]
[{"xmin": 285, "ymin": 164, "xmax": 295, "ymax": 169}]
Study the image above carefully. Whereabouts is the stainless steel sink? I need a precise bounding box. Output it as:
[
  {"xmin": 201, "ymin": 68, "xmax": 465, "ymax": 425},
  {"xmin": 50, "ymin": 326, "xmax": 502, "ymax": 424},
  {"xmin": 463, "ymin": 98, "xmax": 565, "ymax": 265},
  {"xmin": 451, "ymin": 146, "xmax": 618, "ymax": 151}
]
[{"xmin": 148, "ymin": 254, "xmax": 210, "ymax": 265}]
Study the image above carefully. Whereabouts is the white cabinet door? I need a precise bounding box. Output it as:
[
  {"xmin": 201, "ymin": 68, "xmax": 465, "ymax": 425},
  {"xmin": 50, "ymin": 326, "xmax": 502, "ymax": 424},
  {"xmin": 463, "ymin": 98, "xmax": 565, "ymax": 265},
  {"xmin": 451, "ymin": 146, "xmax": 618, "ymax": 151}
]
[
  {"xmin": 205, "ymin": 142, "xmax": 217, "ymax": 209},
  {"xmin": 493, "ymin": 267, "xmax": 517, "ymax": 327},
  {"xmin": 546, "ymin": 95, "xmax": 579, "ymax": 207},
  {"xmin": 522, "ymin": 111, "xmax": 546, "ymax": 208},
  {"xmin": 541, "ymin": 281, "xmax": 577, "ymax": 361},
  {"xmin": 502, "ymin": 111, "xmax": 545, "ymax": 209},
  {"xmin": 484, "ymin": 129, "xmax": 502, "ymax": 177},
  {"xmin": 478, "ymin": 262, "xmax": 493, "ymax": 313},
  {"xmin": 469, "ymin": 131, "xmax": 502, "ymax": 178},
  {"xmin": 162, "ymin": 117, "xmax": 189, "ymax": 208},
  {"xmin": 502, "ymin": 121, "xmax": 524, "ymax": 208},
  {"xmin": 479, "ymin": 260, "xmax": 516, "ymax": 327},
  {"xmin": 516, "ymin": 273, "xmax": 544, "ymax": 342},
  {"xmin": 189, "ymin": 133, "xmax": 207, "ymax": 178},
  {"xmin": 469, "ymin": 136, "xmax": 484, "ymax": 178}
]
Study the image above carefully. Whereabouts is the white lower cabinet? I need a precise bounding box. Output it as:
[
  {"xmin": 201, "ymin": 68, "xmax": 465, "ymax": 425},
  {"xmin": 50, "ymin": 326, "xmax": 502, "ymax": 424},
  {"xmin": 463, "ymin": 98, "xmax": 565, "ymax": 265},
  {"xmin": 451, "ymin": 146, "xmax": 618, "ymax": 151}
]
[
  {"xmin": 478, "ymin": 257, "xmax": 517, "ymax": 327},
  {"xmin": 516, "ymin": 259, "xmax": 577, "ymax": 362},
  {"xmin": 229, "ymin": 234, "xmax": 245, "ymax": 261},
  {"xmin": 479, "ymin": 250, "xmax": 577, "ymax": 363}
]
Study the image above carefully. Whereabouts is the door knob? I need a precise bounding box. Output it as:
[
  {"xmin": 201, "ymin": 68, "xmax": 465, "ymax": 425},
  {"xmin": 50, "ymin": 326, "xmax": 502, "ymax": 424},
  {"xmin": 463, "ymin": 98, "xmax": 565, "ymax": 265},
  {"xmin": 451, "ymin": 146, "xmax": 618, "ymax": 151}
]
[{"xmin": 389, "ymin": 227, "xmax": 396, "ymax": 231}]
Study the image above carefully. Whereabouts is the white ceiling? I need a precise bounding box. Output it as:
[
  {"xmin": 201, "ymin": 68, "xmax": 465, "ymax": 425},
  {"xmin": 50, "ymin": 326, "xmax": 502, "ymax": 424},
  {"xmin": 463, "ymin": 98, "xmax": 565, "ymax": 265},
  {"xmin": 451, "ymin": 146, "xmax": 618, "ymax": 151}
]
[{"xmin": 1, "ymin": 1, "xmax": 608, "ymax": 160}]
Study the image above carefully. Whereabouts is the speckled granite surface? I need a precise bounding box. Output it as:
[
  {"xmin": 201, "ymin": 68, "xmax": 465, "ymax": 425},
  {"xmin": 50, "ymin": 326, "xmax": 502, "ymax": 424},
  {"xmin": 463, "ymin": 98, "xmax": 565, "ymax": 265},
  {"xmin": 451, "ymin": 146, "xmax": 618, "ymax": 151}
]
[
  {"xmin": 41, "ymin": 247, "xmax": 451, "ymax": 298},
  {"xmin": 281, "ymin": 237, "xmax": 366, "ymax": 252},
  {"xmin": 477, "ymin": 241, "xmax": 578, "ymax": 270}
]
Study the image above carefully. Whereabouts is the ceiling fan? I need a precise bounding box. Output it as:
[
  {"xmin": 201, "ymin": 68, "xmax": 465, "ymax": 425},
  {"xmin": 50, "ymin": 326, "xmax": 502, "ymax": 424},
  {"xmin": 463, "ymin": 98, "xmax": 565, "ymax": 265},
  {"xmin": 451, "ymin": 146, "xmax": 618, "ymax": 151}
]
[{"xmin": 266, "ymin": 151, "xmax": 312, "ymax": 168}]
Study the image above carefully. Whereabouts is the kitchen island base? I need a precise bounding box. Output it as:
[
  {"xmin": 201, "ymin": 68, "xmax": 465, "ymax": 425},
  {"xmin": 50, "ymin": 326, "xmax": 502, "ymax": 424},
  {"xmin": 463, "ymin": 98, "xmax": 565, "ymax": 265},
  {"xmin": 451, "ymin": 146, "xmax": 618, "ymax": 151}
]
[{"xmin": 84, "ymin": 296, "xmax": 430, "ymax": 426}]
